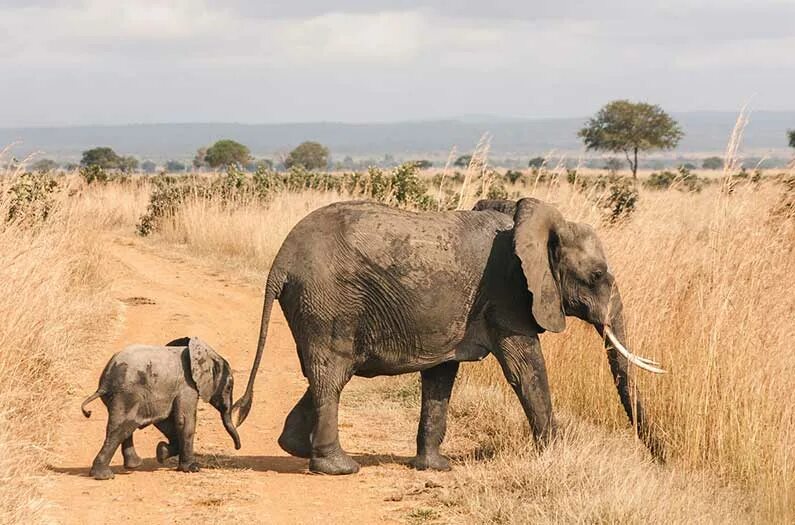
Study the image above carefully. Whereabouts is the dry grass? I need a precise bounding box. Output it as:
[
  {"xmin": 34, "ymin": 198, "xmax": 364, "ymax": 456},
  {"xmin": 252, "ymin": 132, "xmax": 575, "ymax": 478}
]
[
  {"xmin": 154, "ymin": 190, "xmax": 347, "ymax": 277},
  {"xmin": 439, "ymin": 180, "xmax": 794, "ymax": 523},
  {"xmin": 123, "ymin": 171, "xmax": 795, "ymax": 521},
  {"xmin": 2, "ymin": 141, "xmax": 793, "ymax": 522},
  {"xmin": 90, "ymin": 166, "xmax": 792, "ymax": 522},
  {"xmin": 0, "ymin": 179, "xmax": 117, "ymax": 523}
]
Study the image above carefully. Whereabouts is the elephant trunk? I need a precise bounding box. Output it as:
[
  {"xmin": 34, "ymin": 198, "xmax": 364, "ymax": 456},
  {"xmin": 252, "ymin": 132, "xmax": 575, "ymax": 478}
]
[
  {"xmin": 222, "ymin": 410, "xmax": 242, "ymax": 450},
  {"xmin": 598, "ymin": 290, "xmax": 665, "ymax": 461}
]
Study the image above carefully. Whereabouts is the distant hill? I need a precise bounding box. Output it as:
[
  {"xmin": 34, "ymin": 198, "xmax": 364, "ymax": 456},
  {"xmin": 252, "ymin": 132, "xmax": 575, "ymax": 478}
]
[{"xmin": 1, "ymin": 111, "xmax": 792, "ymax": 163}]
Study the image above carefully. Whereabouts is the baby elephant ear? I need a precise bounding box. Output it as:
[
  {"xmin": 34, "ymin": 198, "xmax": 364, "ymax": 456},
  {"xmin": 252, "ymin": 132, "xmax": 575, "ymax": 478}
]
[{"xmin": 188, "ymin": 337, "xmax": 222, "ymax": 402}]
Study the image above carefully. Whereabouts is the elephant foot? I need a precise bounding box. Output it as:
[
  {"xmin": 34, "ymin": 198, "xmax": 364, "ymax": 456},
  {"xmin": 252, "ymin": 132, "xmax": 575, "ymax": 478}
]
[
  {"xmin": 177, "ymin": 462, "xmax": 200, "ymax": 473},
  {"xmin": 309, "ymin": 453, "xmax": 360, "ymax": 475},
  {"xmin": 278, "ymin": 432, "xmax": 312, "ymax": 459},
  {"xmin": 123, "ymin": 453, "xmax": 143, "ymax": 470},
  {"xmin": 156, "ymin": 441, "xmax": 177, "ymax": 464},
  {"xmin": 409, "ymin": 453, "xmax": 452, "ymax": 471},
  {"xmin": 90, "ymin": 464, "xmax": 115, "ymax": 480}
]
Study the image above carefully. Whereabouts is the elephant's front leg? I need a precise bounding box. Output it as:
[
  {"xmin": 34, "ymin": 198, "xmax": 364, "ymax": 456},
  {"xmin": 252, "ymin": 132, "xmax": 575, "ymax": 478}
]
[
  {"xmin": 410, "ymin": 360, "xmax": 459, "ymax": 471},
  {"xmin": 494, "ymin": 333, "xmax": 554, "ymax": 445},
  {"xmin": 174, "ymin": 398, "xmax": 200, "ymax": 473}
]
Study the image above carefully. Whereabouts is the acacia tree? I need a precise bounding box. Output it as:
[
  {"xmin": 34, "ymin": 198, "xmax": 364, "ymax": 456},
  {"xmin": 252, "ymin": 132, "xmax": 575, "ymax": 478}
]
[
  {"xmin": 81, "ymin": 147, "xmax": 122, "ymax": 169},
  {"xmin": 578, "ymin": 100, "xmax": 683, "ymax": 178},
  {"xmin": 204, "ymin": 139, "xmax": 250, "ymax": 168},
  {"xmin": 284, "ymin": 141, "xmax": 330, "ymax": 170}
]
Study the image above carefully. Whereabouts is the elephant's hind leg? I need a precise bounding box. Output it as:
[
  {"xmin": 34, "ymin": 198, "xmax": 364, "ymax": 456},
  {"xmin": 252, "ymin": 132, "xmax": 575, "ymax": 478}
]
[
  {"xmin": 89, "ymin": 398, "xmax": 137, "ymax": 480},
  {"xmin": 154, "ymin": 418, "xmax": 179, "ymax": 464},
  {"xmin": 306, "ymin": 350, "xmax": 359, "ymax": 475},
  {"xmin": 121, "ymin": 434, "xmax": 143, "ymax": 469},
  {"xmin": 410, "ymin": 360, "xmax": 459, "ymax": 471},
  {"xmin": 278, "ymin": 388, "xmax": 314, "ymax": 458}
]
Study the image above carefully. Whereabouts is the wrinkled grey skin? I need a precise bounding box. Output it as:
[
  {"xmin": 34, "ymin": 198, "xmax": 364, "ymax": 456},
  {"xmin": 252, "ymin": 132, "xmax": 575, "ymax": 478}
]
[
  {"xmin": 82, "ymin": 336, "xmax": 240, "ymax": 480},
  {"xmin": 234, "ymin": 197, "xmax": 662, "ymax": 475}
]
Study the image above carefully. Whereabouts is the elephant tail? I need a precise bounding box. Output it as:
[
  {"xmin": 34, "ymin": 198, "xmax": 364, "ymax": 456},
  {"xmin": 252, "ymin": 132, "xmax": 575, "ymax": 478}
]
[
  {"xmin": 81, "ymin": 390, "xmax": 104, "ymax": 418},
  {"xmin": 232, "ymin": 270, "xmax": 285, "ymax": 427}
]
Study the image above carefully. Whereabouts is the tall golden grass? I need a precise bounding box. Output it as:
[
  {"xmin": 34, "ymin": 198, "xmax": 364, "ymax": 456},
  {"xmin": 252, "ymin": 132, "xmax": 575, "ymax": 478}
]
[
  {"xmin": 133, "ymin": 168, "xmax": 794, "ymax": 521},
  {"xmin": 441, "ymin": 181, "xmax": 794, "ymax": 523},
  {"xmin": 0, "ymin": 175, "xmax": 116, "ymax": 524},
  {"xmin": 2, "ymin": 143, "xmax": 793, "ymax": 522}
]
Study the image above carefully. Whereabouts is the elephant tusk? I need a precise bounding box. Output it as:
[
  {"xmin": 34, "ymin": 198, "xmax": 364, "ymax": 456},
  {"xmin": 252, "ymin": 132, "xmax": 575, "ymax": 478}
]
[{"xmin": 604, "ymin": 328, "xmax": 666, "ymax": 374}]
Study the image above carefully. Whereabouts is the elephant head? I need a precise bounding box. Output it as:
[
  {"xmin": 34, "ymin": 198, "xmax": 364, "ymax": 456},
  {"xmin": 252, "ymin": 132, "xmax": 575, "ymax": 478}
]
[
  {"xmin": 508, "ymin": 198, "xmax": 665, "ymax": 458},
  {"xmin": 186, "ymin": 337, "xmax": 242, "ymax": 450}
]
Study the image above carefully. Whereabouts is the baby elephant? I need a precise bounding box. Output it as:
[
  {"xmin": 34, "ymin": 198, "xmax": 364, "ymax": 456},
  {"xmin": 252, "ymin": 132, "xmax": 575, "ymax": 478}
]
[{"xmin": 81, "ymin": 336, "xmax": 241, "ymax": 480}]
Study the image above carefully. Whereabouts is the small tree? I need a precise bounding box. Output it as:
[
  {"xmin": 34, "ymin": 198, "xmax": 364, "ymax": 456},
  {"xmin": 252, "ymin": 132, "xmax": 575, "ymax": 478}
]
[
  {"xmin": 453, "ymin": 155, "xmax": 472, "ymax": 168},
  {"xmin": 193, "ymin": 147, "xmax": 208, "ymax": 169},
  {"xmin": 284, "ymin": 141, "xmax": 330, "ymax": 170},
  {"xmin": 578, "ymin": 100, "xmax": 683, "ymax": 178},
  {"xmin": 528, "ymin": 156, "xmax": 545, "ymax": 168},
  {"xmin": 204, "ymin": 140, "xmax": 250, "ymax": 168},
  {"xmin": 788, "ymin": 129, "xmax": 795, "ymax": 149},
  {"xmin": 81, "ymin": 147, "xmax": 122, "ymax": 169},
  {"xmin": 141, "ymin": 160, "xmax": 157, "ymax": 173},
  {"xmin": 31, "ymin": 159, "xmax": 58, "ymax": 173},
  {"xmin": 165, "ymin": 160, "xmax": 186, "ymax": 172},
  {"xmin": 119, "ymin": 156, "xmax": 139, "ymax": 173},
  {"xmin": 702, "ymin": 156, "xmax": 724, "ymax": 170},
  {"xmin": 604, "ymin": 158, "xmax": 623, "ymax": 174}
]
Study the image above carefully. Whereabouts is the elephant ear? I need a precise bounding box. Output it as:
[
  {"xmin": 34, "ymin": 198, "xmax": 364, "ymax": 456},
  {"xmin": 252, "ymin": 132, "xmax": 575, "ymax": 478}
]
[
  {"xmin": 188, "ymin": 337, "xmax": 222, "ymax": 402},
  {"xmin": 513, "ymin": 198, "xmax": 566, "ymax": 333}
]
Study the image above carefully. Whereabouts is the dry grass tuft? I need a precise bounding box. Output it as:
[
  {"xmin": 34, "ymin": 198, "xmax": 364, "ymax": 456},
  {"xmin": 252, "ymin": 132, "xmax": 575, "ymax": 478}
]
[
  {"xmin": 154, "ymin": 190, "xmax": 347, "ymax": 276},
  {"xmin": 0, "ymin": 174, "xmax": 116, "ymax": 524}
]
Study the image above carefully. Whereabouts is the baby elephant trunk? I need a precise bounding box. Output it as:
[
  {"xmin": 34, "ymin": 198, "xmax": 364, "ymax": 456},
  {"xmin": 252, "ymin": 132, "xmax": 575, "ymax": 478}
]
[{"xmin": 222, "ymin": 410, "xmax": 241, "ymax": 450}]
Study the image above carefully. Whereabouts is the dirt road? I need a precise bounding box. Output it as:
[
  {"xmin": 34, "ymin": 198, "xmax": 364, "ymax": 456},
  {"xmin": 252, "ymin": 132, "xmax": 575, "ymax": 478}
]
[{"xmin": 45, "ymin": 236, "xmax": 441, "ymax": 524}]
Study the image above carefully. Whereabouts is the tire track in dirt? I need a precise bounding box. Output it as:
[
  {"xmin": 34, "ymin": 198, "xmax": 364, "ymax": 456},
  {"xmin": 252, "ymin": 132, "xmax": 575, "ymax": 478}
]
[{"xmin": 43, "ymin": 236, "xmax": 424, "ymax": 524}]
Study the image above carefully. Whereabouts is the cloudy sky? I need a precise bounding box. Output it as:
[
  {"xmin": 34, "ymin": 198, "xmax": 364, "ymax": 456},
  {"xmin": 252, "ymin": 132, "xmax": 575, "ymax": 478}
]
[{"xmin": 1, "ymin": 0, "xmax": 793, "ymax": 126}]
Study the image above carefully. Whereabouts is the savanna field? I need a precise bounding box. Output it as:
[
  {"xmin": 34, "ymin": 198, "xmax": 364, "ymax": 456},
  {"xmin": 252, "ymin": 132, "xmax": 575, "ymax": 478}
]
[{"xmin": 1, "ymin": 142, "xmax": 794, "ymax": 523}]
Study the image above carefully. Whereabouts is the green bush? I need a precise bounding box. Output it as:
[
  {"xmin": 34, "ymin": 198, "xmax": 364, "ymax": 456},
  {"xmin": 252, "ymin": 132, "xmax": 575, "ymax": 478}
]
[
  {"xmin": 601, "ymin": 177, "xmax": 639, "ymax": 223},
  {"xmin": 505, "ymin": 169, "xmax": 524, "ymax": 184},
  {"xmin": 644, "ymin": 167, "xmax": 703, "ymax": 192},
  {"xmin": 136, "ymin": 175, "xmax": 207, "ymax": 236},
  {"xmin": 79, "ymin": 164, "xmax": 109, "ymax": 184},
  {"xmin": 6, "ymin": 172, "xmax": 59, "ymax": 225},
  {"xmin": 574, "ymin": 174, "xmax": 639, "ymax": 223}
]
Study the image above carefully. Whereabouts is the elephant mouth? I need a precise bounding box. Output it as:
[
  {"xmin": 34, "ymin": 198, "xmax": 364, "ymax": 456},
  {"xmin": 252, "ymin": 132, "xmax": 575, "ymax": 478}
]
[{"xmin": 598, "ymin": 325, "xmax": 667, "ymax": 374}]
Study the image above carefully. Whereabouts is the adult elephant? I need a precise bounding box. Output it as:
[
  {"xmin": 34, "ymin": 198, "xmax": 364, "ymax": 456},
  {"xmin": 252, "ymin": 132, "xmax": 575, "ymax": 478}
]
[{"xmin": 234, "ymin": 197, "xmax": 664, "ymax": 475}]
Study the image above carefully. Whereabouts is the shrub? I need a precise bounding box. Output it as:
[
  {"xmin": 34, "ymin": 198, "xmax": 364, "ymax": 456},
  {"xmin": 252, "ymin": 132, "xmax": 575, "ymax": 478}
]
[
  {"xmin": 79, "ymin": 164, "xmax": 109, "ymax": 184},
  {"xmin": 703, "ymin": 157, "xmax": 724, "ymax": 170},
  {"xmin": 505, "ymin": 169, "xmax": 524, "ymax": 184},
  {"xmin": 6, "ymin": 172, "xmax": 59, "ymax": 225},
  {"xmin": 137, "ymin": 175, "xmax": 206, "ymax": 236},
  {"xmin": 600, "ymin": 177, "xmax": 639, "ymax": 223},
  {"xmin": 574, "ymin": 174, "xmax": 639, "ymax": 223},
  {"xmin": 644, "ymin": 167, "xmax": 703, "ymax": 192}
]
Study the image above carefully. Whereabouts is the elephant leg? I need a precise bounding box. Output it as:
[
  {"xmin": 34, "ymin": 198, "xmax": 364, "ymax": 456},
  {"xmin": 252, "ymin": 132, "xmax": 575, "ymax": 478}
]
[
  {"xmin": 307, "ymin": 352, "xmax": 358, "ymax": 475},
  {"xmin": 493, "ymin": 333, "xmax": 554, "ymax": 446},
  {"xmin": 154, "ymin": 418, "xmax": 180, "ymax": 464},
  {"xmin": 89, "ymin": 398, "xmax": 137, "ymax": 480},
  {"xmin": 410, "ymin": 361, "xmax": 459, "ymax": 471},
  {"xmin": 121, "ymin": 433, "xmax": 143, "ymax": 469},
  {"xmin": 278, "ymin": 388, "xmax": 314, "ymax": 458},
  {"xmin": 174, "ymin": 401, "xmax": 200, "ymax": 473}
]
